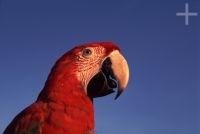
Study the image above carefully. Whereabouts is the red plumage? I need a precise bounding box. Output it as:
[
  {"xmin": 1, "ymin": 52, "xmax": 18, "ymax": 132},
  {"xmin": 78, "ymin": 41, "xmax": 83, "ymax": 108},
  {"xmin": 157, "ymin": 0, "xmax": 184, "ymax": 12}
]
[{"xmin": 4, "ymin": 42, "xmax": 129, "ymax": 134}]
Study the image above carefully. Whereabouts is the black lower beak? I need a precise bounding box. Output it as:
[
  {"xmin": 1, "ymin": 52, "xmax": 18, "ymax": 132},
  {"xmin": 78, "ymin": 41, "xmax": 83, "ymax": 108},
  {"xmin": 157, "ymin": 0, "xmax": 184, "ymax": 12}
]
[{"xmin": 87, "ymin": 58, "xmax": 118, "ymax": 98}]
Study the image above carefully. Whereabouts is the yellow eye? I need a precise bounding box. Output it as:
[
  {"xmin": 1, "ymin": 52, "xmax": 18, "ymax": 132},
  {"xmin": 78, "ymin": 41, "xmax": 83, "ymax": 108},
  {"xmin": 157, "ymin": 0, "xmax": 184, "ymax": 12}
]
[{"xmin": 82, "ymin": 48, "xmax": 92, "ymax": 57}]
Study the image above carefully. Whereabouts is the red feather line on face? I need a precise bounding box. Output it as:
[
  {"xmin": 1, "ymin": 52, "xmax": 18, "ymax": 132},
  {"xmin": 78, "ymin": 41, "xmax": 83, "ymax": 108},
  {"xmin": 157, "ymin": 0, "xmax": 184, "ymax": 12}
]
[{"xmin": 3, "ymin": 42, "xmax": 129, "ymax": 134}]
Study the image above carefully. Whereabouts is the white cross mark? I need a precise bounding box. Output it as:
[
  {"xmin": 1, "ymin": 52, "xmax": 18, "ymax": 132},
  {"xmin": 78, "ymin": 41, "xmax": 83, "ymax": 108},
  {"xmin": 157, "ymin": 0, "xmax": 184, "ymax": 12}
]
[{"xmin": 176, "ymin": 3, "xmax": 198, "ymax": 25}]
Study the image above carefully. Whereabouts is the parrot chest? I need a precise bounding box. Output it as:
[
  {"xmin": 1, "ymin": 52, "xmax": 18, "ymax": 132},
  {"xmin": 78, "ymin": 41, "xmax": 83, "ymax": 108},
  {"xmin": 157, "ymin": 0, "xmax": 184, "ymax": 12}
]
[
  {"xmin": 8, "ymin": 101, "xmax": 94, "ymax": 134},
  {"xmin": 41, "ymin": 101, "xmax": 94, "ymax": 134}
]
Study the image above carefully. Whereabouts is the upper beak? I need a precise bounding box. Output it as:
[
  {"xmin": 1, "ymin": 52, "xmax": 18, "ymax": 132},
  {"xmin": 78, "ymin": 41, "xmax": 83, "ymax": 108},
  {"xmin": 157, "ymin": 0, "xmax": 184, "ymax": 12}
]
[{"xmin": 108, "ymin": 50, "xmax": 129, "ymax": 99}]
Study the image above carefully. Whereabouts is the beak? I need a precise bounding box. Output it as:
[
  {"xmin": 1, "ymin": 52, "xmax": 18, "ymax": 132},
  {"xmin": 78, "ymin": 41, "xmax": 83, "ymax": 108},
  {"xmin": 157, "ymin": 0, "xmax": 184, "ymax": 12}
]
[
  {"xmin": 108, "ymin": 50, "xmax": 129, "ymax": 99},
  {"xmin": 87, "ymin": 50, "xmax": 129, "ymax": 99}
]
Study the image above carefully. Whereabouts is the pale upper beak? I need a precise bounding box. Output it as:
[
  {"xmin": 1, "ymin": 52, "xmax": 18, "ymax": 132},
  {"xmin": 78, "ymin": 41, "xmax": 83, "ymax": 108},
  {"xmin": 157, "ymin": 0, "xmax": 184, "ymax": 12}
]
[{"xmin": 108, "ymin": 50, "xmax": 129, "ymax": 99}]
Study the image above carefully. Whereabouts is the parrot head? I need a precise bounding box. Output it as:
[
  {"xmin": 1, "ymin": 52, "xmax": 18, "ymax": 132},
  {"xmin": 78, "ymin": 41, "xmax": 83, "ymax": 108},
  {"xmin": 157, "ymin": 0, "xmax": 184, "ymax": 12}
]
[
  {"xmin": 70, "ymin": 42, "xmax": 129, "ymax": 100},
  {"xmin": 39, "ymin": 42, "xmax": 129, "ymax": 102}
]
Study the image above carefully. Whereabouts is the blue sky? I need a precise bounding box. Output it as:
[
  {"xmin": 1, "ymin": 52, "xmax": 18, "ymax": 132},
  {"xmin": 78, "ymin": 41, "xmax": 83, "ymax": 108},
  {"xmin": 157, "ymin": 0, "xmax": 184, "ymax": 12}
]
[{"xmin": 0, "ymin": 0, "xmax": 199, "ymax": 134}]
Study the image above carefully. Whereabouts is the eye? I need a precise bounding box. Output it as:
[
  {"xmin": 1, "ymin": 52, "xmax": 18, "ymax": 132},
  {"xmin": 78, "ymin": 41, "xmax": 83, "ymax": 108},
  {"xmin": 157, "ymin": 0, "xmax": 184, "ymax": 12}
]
[{"xmin": 82, "ymin": 48, "xmax": 92, "ymax": 57}]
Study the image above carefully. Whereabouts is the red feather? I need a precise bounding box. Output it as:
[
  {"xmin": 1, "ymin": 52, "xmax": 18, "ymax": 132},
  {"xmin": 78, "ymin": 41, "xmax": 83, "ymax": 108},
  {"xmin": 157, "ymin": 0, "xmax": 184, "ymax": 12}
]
[{"xmin": 4, "ymin": 42, "xmax": 120, "ymax": 134}]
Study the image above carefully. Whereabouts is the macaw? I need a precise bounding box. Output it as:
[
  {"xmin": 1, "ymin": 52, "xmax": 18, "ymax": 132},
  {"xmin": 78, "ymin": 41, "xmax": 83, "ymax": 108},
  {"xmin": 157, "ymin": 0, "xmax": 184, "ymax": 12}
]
[{"xmin": 3, "ymin": 42, "xmax": 129, "ymax": 134}]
